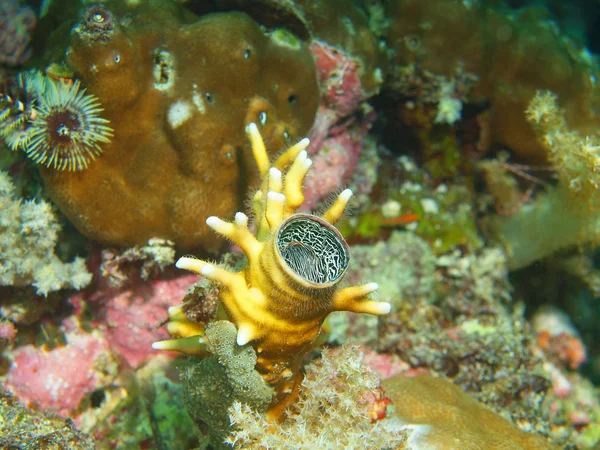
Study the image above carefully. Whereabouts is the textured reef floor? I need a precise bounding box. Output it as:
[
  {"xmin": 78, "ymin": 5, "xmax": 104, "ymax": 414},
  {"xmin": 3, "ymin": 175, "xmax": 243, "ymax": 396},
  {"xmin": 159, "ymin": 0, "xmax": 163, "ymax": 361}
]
[{"xmin": 1, "ymin": 0, "xmax": 600, "ymax": 448}]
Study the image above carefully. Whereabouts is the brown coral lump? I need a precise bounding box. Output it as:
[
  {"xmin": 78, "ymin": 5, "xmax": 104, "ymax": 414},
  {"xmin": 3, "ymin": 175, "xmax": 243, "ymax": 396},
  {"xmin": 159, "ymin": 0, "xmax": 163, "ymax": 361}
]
[
  {"xmin": 42, "ymin": 1, "xmax": 319, "ymax": 250},
  {"xmin": 382, "ymin": 375, "xmax": 559, "ymax": 450}
]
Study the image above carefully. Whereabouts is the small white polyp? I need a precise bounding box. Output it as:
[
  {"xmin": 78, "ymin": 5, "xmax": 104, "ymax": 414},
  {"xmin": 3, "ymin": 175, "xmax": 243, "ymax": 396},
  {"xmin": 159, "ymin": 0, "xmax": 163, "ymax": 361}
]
[{"xmin": 235, "ymin": 212, "xmax": 248, "ymax": 227}]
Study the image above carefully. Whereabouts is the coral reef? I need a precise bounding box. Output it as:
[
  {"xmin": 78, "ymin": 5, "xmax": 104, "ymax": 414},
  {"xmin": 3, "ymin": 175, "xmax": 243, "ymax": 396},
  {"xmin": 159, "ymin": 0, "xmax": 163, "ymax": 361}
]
[
  {"xmin": 0, "ymin": 0, "xmax": 36, "ymax": 66},
  {"xmin": 226, "ymin": 346, "xmax": 562, "ymax": 449},
  {"xmin": 81, "ymin": 271, "xmax": 198, "ymax": 370},
  {"xmin": 0, "ymin": 319, "xmax": 16, "ymax": 375},
  {"xmin": 301, "ymin": 24, "xmax": 383, "ymax": 208},
  {"xmin": 339, "ymin": 228, "xmax": 593, "ymax": 446},
  {"xmin": 0, "ymin": 171, "xmax": 92, "ymax": 296},
  {"xmin": 339, "ymin": 153, "xmax": 482, "ymax": 253},
  {"xmin": 295, "ymin": 0, "xmax": 388, "ymax": 96},
  {"xmin": 35, "ymin": 1, "xmax": 319, "ymax": 250},
  {"xmin": 326, "ymin": 231, "xmax": 436, "ymax": 347},
  {"xmin": 1, "ymin": 0, "xmax": 599, "ymax": 448},
  {"xmin": 304, "ymin": 106, "xmax": 376, "ymax": 209},
  {"xmin": 533, "ymin": 307, "xmax": 587, "ymax": 371},
  {"xmin": 80, "ymin": 356, "xmax": 199, "ymax": 449},
  {"xmin": 3, "ymin": 270, "xmax": 196, "ymax": 422},
  {"xmin": 100, "ymin": 237, "xmax": 176, "ymax": 288},
  {"xmin": 349, "ymin": 231, "xmax": 437, "ymax": 310},
  {"xmin": 0, "ymin": 289, "xmax": 60, "ymax": 325},
  {"xmin": 197, "ymin": 1, "xmax": 389, "ymax": 209}
]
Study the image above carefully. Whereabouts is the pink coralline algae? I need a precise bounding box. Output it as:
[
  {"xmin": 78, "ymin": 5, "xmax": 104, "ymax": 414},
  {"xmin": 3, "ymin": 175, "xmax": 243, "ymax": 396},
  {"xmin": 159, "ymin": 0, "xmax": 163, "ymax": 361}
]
[
  {"xmin": 5, "ymin": 317, "xmax": 117, "ymax": 416},
  {"xmin": 89, "ymin": 274, "xmax": 199, "ymax": 368},
  {"xmin": 64, "ymin": 263, "xmax": 199, "ymax": 369},
  {"xmin": 0, "ymin": 320, "xmax": 16, "ymax": 351},
  {"xmin": 360, "ymin": 347, "xmax": 410, "ymax": 379},
  {"xmin": 4, "ymin": 273, "xmax": 198, "ymax": 416},
  {"xmin": 301, "ymin": 40, "xmax": 378, "ymax": 208},
  {"xmin": 311, "ymin": 40, "xmax": 369, "ymax": 117},
  {"xmin": 304, "ymin": 110, "xmax": 367, "ymax": 209},
  {"xmin": 0, "ymin": 0, "xmax": 36, "ymax": 66}
]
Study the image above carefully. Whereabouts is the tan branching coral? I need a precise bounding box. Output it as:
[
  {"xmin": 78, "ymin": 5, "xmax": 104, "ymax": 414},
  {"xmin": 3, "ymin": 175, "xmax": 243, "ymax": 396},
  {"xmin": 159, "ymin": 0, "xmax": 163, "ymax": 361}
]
[
  {"xmin": 487, "ymin": 90, "xmax": 600, "ymax": 269},
  {"xmin": 525, "ymin": 90, "xmax": 600, "ymax": 198}
]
